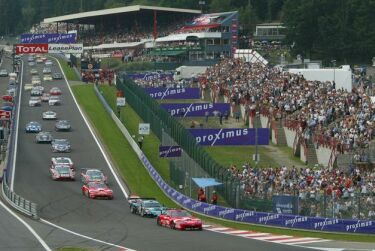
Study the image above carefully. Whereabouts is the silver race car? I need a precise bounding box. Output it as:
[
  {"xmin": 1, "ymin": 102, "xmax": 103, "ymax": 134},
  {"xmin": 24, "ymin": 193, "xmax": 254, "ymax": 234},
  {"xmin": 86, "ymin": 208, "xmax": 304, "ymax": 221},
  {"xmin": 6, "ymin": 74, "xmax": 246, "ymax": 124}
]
[
  {"xmin": 42, "ymin": 110, "xmax": 57, "ymax": 120},
  {"xmin": 35, "ymin": 131, "xmax": 53, "ymax": 143},
  {"xmin": 55, "ymin": 120, "xmax": 71, "ymax": 131},
  {"xmin": 29, "ymin": 97, "xmax": 41, "ymax": 107},
  {"xmin": 51, "ymin": 139, "xmax": 71, "ymax": 153}
]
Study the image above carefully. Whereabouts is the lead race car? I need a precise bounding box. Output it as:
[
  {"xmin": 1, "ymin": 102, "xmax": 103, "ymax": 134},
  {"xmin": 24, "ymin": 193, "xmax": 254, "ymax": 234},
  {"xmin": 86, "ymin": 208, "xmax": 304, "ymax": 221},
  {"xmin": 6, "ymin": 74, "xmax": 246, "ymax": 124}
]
[{"xmin": 157, "ymin": 209, "xmax": 203, "ymax": 230}]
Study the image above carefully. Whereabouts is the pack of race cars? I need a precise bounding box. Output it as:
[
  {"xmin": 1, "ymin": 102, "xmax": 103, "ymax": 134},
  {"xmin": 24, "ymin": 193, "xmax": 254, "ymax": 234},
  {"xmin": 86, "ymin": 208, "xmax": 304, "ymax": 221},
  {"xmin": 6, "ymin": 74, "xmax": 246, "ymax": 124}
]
[
  {"xmin": 22, "ymin": 55, "xmax": 114, "ymax": 200},
  {"xmin": 21, "ymin": 55, "xmax": 202, "ymax": 229},
  {"xmin": 128, "ymin": 195, "xmax": 203, "ymax": 230}
]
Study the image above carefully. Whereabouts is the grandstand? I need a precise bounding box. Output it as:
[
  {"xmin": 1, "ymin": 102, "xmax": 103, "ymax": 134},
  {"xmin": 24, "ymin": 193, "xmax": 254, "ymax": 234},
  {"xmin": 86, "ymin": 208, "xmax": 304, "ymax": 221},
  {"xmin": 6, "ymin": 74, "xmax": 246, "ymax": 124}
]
[{"xmin": 42, "ymin": 5, "xmax": 238, "ymax": 67}]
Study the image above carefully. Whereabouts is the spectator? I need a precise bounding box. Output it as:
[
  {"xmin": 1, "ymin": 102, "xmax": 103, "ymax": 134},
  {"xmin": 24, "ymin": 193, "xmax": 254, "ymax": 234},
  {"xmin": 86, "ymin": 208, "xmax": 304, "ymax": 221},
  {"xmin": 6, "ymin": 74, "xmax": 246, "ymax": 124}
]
[
  {"xmin": 211, "ymin": 191, "xmax": 218, "ymax": 205},
  {"xmin": 137, "ymin": 135, "xmax": 144, "ymax": 149}
]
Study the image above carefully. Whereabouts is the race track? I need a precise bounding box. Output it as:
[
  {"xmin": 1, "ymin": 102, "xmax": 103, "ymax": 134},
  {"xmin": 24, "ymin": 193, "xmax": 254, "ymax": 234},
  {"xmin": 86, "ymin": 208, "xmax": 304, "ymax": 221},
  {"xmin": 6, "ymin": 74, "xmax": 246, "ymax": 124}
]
[{"xmin": 13, "ymin": 56, "xmax": 311, "ymax": 250}]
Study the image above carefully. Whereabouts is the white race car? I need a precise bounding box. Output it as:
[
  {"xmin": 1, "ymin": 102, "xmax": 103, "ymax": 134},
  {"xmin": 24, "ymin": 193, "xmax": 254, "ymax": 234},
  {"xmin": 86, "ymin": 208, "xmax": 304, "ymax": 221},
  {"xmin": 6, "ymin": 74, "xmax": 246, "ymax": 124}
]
[
  {"xmin": 49, "ymin": 96, "xmax": 60, "ymax": 106},
  {"xmin": 42, "ymin": 110, "xmax": 57, "ymax": 120},
  {"xmin": 30, "ymin": 87, "xmax": 43, "ymax": 96},
  {"xmin": 29, "ymin": 97, "xmax": 41, "ymax": 107},
  {"xmin": 31, "ymin": 77, "xmax": 41, "ymax": 85},
  {"xmin": 24, "ymin": 83, "xmax": 34, "ymax": 91},
  {"xmin": 51, "ymin": 157, "xmax": 74, "ymax": 170},
  {"xmin": 43, "ymin": 75, "xmax": 53, "ymax": 81}
]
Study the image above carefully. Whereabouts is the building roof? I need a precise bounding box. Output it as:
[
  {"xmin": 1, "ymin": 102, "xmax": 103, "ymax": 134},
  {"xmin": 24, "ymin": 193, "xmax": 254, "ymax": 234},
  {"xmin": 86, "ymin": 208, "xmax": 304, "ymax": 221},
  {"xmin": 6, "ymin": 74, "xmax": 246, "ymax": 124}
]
[{"xmin": 43, "ymin": 5, "xmax": 201, "ymax": 24}]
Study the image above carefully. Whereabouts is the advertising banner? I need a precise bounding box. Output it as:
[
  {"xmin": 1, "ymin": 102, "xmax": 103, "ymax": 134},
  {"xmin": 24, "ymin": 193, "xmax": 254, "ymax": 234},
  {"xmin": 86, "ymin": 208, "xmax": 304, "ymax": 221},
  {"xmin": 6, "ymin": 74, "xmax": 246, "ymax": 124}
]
[
  {"xmin": 188, "ymin": 128, "xmax": 270, "ymax": 146},
  {"xmin": 159, "ymin": 146, "xmax": 182, "ymax": 158},
  {"xmin": 48, "ymin": 44, "xmax": 83, "ymax": 54},
  {"xmin": 138, "ymin": 123, "xmax": 150, "ymax": 135},
  {"xmin": 145, "ymin": 88, "xmax": 200, "ymax": 100},
  {"xmin": 15, "ymin": 44, "xmax": 48, "ymax": 54},
  {"xmin": 139, "ymin": 153, "xmax": 375, "ymax": 234},
  {"xmin": 21, "ymin": 33, "xmax": 77, "ymax": 44},
  {"xmin": 272, "ymin": 195, "xmax": 299, "ymax": 215},
  {"xmin": 127, "ymin": 72, "xmax": 174, "ymax": 82},
  {"xmin": 160, "ymin": 103, "xmax": 230, "ymax": 117}
]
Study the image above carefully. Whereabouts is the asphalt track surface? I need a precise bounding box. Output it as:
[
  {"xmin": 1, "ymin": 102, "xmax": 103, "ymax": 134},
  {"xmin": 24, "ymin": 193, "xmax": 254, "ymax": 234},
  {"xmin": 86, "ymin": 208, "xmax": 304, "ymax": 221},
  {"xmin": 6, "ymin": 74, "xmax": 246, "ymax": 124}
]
[
  {"xmin": 12, "ymin": 56, "xmax": 316, "ymax": 251},
  {"xmin": 0, "ymin": 57, "xmax": 46, "ymax": 251}
]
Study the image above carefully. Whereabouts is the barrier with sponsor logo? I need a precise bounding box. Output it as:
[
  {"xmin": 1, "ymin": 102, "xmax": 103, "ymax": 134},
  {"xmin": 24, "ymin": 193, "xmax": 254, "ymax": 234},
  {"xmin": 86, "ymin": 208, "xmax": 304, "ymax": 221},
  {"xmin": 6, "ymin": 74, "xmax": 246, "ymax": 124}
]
[
  {"xmin": 93, "ymin": 84, "xmax": 375, "ymax": 234},
  {"xmin": 161, "ymin": 103, "xmax": 230, "ymax": 117},
  {"xmin": 20, "ymin": 33, "xmax": 77, "ymax": 44},
  {"xmin": 188, "ymin": 128, "xmax": 270, "ymax": 146},
  {"xmin": 159, "ymin": 146, "xmax": 182, "ymax": 158},
  {"xmin": 127, "ymin": 72, "xmax": 174, "ymax": 82},
  {"xmin": 15, "ymin": 43, "xmax": 83, "ymax": 55},
  {"xmin": 145, "ymin": 87, "xmax": 200, "ymax": 99}
]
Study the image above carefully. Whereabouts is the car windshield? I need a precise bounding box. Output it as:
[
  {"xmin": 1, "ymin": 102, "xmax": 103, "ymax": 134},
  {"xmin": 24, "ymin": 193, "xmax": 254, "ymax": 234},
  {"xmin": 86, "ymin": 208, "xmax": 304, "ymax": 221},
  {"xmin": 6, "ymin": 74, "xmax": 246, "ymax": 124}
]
[
  {"xmin": 56, "ymin": 159, "xmax": 70, "ymax": 164},
  {"xmin": 55, "ymin": 165, "xmax": 70, "ymax": 172},
  {"xmin": 87, "ymin": 170, "xmax": 103, "ymax": 178},
  {"xmin": 89, "ymin": 182, "xmax": 106, "ymax": 189},
  {"xmin": 54, "ymin": 139, "xmax": 68, "ymax": 144},
  {"xmin": 144, "ymin": 202, "xmax": 161, "ymax": 208},
  {"xmin": 170, "ymin": 211, "xmax": 191, "ymax": 217}
]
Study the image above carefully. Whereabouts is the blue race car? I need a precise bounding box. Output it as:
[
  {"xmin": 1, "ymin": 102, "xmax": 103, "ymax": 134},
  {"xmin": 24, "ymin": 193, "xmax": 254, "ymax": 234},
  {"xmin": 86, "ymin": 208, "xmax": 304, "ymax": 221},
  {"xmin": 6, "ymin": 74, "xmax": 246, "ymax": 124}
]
[{"xmin": 25, "ymin": 121, "xmax": 42, "ymax": 133}]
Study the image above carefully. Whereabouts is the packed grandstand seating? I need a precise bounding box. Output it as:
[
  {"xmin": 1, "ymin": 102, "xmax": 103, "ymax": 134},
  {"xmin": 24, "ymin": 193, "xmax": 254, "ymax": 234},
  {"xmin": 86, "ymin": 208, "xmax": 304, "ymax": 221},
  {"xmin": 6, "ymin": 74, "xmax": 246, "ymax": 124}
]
[
  {"xmin": 200, "ymin": 58, "xmax": 375, "ymax": 153},
  {"xmin": 230, "ymin": 163, "xmax": 375, "ymax": 219}
]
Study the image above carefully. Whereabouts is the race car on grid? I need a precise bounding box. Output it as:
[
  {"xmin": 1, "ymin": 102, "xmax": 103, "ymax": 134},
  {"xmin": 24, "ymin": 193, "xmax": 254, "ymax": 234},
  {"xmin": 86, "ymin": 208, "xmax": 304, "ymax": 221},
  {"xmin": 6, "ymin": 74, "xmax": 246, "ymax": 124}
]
[
  {"xmin": 132, "ymin": 199, "xmax": 167, "ymax": 217},
  {"xmin": 48, "ymin": 96, "xmax": 61, "ymax": 106},
  {"xmin": 42, "ymin": 110, "xmax": 57, "ymax": 120},
  {"xmin": 55, "ymin": 120, "xmax": 71, "ymax": 131},
  {"xmin": 128, "ymin": 196, "xmax": 156, "ymax": 213},
  {"xmin": 156, "ymin": 209, "xmax": 203, "ymax": 230},
  {"xmin": 35, "ymin": 131, "xmax": 53, "ymax": 143},
  {"xmin": 25, "ymin": 121, "xmax": 42, "ymax": 133},
  {"xmin": 41, "ymin": 93, "xmax": 50, "ymax": 102},
  {"xmin": 82, "ymin": 181, "xmax": 113, "ymax": 200},
  {"xmin": 29, "ymin": 97, "xmax": 41, "ymax": 107},
  {"xmin": 51, "ymin": 139, "xmax": 71, "ymax": 153},
  {"xmin": 80, "ymin": 169, "xmax": 108, "ymax": 184},
  {"xmin": 49, "ymin": 164, "xmax": 75, "ymax": 181},
  {"xmin": 49, "ymin": 87, "xmax": 62, "ymax": 95},
  {"xmin": 51, "ymin": 157, "xmax": 74, "ymax": 170}
]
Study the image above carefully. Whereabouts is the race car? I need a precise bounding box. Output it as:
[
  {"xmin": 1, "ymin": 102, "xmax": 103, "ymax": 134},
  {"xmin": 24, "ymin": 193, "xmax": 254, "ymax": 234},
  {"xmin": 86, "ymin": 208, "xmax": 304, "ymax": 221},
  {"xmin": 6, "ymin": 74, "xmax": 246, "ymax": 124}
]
[
  {"xmin": 51, "ymin": 157, "xmax": 74, "ymax": 170},
  {"xmin": 28, "ymin": 61, "xmax": 35, "ymax": 67},
  {"xmin": 41, "ymin": 93, "xmax": 50, "ymax": 102},
  {"xmin": 55, "ymin": 120, "xmax": 71, "ymax": 131},
  {"xmin": 0, "ymin": 69, "xmax": 8, "ymax": 77},
  {"xmin": 29, "ymin": 97, "xmax": 41, "ymax": 107},
  {"xmin": 129, "ymin": 196, "xmax": 155, "ymax": 213},
  {"xmin": 24, "ymin": 83, "xmax": 34, "ymax": 91},
  {"xmin": 42, "ymin": 110, "xmax": 57, "ymax": 120},
  {"xmin": 156, "ymin": 209, "xmax": 203, "ymax": 230},
  {"xmin": 35, "ymin": 131, "xmax": 53, "ymax": 143},
  {"xmin": 133, "ymin": 199, "xmax": 166, "ymax": 217},
  {"xmin": 49, "ymin": 87, "xmax": 62, "ymax": 95},
  {"xmin": 50, "ymin": 164, "xmax": 75, "ymax": 180},
  {"xmin": 82, "ymin": 182, "xmax": 113, "ymax": 200},
  {"xmin": 43, "ymin": 74, "xmax": 53, "ymax": 81},
  {"xmin": 30, "ymin": 87, "xmax": 43, "ymax": 96},
  {"xmin": 43, "ymin": 67, "xmax": 51, "ymax": 74},
  {"xmin": 25, "ymin": 121, "xmax": 42, "ymax": 133},
  {"xmin": 48, "ymin": 96, "xmax": 60, "ymax": 106},
  {"xmin": 51, "ymin": 139, "xmax": 71, "ymax": 153},
  {"xmin": 45, "ymin": 60, "xmax": 53, "ymax": 66},
  {"xmin": 52, "ymin": 73, "xmax": 63, "ymax": 80},
  {"xmin": 80, "ymin": 169, "xmax": 108, "ymax": 184},
  {"xmin": 30, "ymin": 68, "xmax": 38, "ymax": 75},
  {"xmin": 36, "ymin": 58, "xmax": 43, "ymax": 63},
  {"xmin": 31, "ymin": 76, "xmax": 41, "ymax": 85}
]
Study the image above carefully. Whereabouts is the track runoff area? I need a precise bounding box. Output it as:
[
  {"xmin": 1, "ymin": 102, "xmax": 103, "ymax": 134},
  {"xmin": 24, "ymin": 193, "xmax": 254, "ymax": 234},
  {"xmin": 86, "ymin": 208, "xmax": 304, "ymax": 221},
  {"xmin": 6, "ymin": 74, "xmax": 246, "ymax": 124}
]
[{"xmin": 6, "ymin": 50, "xmax": 320, "ymax": 250}]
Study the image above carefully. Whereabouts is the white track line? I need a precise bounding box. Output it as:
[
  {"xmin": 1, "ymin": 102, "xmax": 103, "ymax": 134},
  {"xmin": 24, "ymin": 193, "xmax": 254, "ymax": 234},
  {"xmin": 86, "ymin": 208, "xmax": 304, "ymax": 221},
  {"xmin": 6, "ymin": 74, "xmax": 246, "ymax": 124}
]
[
  {"xmin": 10, "ymin": 59, "xmax": 23, "ymax": 190},
  {"xmin": 53, "ymin": 56, "xmax": 129, "ymax": 199},
  {"xmin": 253, "ymin": 235, "xmax": 292, "ymax": 240},
  {"xmin": 209, "ymin": 227, "xmax": 230, "ymax": 231},
  {"xmin": 276, "ymin": 237, "xmax": 321, "ymax": 243},
  {"xmin": 222, "ymin": 230, "xmax": 251, "ymax": 234},
  {"xmin": 0, "ymin": 187, "xmax": 51, "ymax": 250},
  {"xmin": 40, "ymin": 219, "xmax": 134, "ymax": 250}
]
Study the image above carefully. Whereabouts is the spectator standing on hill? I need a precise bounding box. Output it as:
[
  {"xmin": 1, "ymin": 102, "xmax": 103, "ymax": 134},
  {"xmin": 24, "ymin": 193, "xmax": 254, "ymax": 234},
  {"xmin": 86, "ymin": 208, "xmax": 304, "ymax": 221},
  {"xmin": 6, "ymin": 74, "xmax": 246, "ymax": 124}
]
[
  {"xmin": 137, "ymin": 135, "xmax": 144, "ymax": 149},
  {"xmin": 205, "ymin": 111, "xmax": 209, "ymax": 123},
  {"xmin": 219, "ymin": 112, "xmax": 223, "ymax": 125},
  {"xmin": 211, "ymin": 191, "xmax": 218, "ymax": 205},
  {"xmin": 198, "ymin": 187, "xmax": 204, "ymax": 201}
]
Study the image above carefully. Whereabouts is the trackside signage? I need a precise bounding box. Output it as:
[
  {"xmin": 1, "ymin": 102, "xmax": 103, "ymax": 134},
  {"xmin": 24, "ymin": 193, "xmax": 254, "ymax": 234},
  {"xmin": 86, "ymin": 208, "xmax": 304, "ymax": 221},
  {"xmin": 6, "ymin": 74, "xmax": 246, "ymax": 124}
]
[
  {"xmin": 144, "ymin": 88, "xmax": 200, "ymax": 100},
  {"xmin": 15, "ymin": 44, "xmax": 48, "ymax": 54},
  {"xmin": 15, "ymin": 43, "xmax": 83, "ymax": 54},
  {"xmin": 138, "ymin": 152, "xmax": 375, "ymax": 233},
  {"xmin": 160, "ymin": 103, "xmax": 230, "ymax": 117},
  {"xmin": 21, "ymin": 33, "xmax": 77, "ymax": 43}
]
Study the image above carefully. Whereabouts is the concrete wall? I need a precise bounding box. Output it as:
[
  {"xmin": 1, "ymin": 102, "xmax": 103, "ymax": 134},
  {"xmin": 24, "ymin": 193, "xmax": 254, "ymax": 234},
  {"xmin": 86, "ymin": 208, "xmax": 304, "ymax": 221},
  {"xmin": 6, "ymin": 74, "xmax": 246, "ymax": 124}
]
[
  {"xmin": 284, "ymin": 127, "xmax": 297, "ymax": 148},
  {"xmin": 316, "ymin": 145, "xmax": 332, "ymax": 167}
]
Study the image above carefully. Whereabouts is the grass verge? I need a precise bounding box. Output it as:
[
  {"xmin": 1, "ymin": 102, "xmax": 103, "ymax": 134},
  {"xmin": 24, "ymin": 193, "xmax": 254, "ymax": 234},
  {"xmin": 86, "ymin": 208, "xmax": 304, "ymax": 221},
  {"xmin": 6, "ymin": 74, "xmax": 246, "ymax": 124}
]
[
  {"xmin": 56, "ymin": 57, "xmax": 80, "ymax": 82},
  {"xmin": 72, "ymin": 84, "xmax": 375, "ymax": 242}
]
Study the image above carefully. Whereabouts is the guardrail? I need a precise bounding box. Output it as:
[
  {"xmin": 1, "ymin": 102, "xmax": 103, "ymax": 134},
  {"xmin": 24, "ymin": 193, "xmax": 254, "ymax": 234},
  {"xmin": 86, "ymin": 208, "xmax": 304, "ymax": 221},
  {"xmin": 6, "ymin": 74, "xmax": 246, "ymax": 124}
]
[
  {"xmin": 0, "ymin": 60, "xmax": 39, "ymax": 219},
  {"xmin": 93, "ymin": 84, "xmax": 375, "ymax": 234}
]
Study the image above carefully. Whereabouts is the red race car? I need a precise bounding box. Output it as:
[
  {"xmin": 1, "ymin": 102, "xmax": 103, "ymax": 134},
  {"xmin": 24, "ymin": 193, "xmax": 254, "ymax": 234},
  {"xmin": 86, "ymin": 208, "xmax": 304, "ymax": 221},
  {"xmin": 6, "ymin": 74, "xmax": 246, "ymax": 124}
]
[
  {"xmin": 49, "ymin": 87, "xmax": 62, "ymax": 96},
  {"xmin": 157, "ymin": 209, "xmax": 202, "ymax": 230},
  {"xmin": 82, "ymin": 182, "xmax": 113, "ymax": 200}
]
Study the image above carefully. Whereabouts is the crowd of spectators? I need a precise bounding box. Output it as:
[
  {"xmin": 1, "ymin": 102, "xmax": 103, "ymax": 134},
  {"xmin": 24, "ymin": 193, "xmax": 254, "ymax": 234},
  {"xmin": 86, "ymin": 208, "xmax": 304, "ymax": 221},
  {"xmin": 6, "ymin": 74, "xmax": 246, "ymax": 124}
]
[
  {"xmin": 200, "ymin": 58, "xmax": 375, "ymax": 152},
  {"xmin": 229, "ymin": 163, "xmax": 375, "ymax": 219}
]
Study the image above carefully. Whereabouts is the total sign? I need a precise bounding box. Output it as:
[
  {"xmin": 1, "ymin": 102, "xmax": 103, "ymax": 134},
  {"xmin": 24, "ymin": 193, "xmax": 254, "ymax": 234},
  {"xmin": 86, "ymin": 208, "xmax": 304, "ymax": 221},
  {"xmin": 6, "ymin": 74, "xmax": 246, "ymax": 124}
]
[
  {"xmin": 15, "ymin": 43, "xmax": 84, "ymax": 54},
  {"xmin": 15, "ymin": 44, "xmax": 48, "ymax": 54}
]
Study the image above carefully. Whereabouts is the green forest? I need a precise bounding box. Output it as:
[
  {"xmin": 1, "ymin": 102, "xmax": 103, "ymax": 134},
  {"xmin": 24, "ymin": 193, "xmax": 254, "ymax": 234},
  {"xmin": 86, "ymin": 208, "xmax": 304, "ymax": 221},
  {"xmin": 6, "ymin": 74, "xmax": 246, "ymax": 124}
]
[{"xmin": 0, "ymin": 0, "xmax": 374, "ymax": 63}]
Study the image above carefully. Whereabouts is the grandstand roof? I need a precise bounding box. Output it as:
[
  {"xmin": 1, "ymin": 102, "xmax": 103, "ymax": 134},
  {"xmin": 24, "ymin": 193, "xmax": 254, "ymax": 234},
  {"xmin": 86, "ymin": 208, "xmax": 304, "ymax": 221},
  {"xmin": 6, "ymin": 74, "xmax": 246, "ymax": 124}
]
[{"xmin": 43, "ymin": 5, "xmax": 201, "ymax": 24}]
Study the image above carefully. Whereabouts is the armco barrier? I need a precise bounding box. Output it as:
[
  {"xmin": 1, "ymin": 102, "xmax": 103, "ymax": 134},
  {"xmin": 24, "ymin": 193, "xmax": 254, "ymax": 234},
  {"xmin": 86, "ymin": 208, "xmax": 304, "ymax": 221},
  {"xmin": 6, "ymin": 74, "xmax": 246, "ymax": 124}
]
[
  {"xmin": 94, "ymin": 85, "xmax": 375, "ymax": 234},
  {"xmin": 0, "ymin": 62, "xmax": 39, "ymax": 219}
]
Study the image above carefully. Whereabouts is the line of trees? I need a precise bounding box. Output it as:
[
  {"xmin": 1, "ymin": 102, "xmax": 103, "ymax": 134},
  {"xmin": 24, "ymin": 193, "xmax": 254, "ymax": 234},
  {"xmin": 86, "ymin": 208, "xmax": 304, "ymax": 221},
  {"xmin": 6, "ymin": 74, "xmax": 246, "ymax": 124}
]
[{"xmin": 1, "ymin": 0, "xmax": 374, "ymax": 63}]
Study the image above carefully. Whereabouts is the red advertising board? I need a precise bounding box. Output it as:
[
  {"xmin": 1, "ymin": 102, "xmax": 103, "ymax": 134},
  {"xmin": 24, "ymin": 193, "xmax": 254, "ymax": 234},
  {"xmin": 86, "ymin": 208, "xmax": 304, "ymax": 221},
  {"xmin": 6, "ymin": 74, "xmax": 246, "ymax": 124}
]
[
  {"xmin": 15, "ymin": 44, "xmax": 48, "ymax": 54},
  {"xmin": 0, "ymin": 110, "xmax": 11, "ymax": 120}
]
